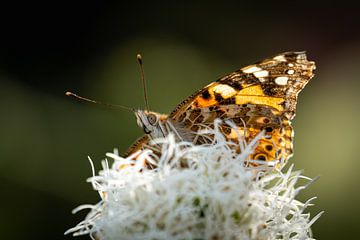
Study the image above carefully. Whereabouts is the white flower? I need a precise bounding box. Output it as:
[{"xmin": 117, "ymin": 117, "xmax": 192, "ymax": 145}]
[{"xmin": 66, "ymin": 120, "xmax": 323, "ymax": 240}]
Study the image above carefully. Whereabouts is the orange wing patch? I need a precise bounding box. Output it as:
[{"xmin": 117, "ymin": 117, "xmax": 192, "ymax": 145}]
[
  {"xmin": 193, "ymin": 83, "xmax": 238, "ymax": 108},
  {"xmin": 219, "ymin": 121, "xmax": 292, "ymax": 164}
]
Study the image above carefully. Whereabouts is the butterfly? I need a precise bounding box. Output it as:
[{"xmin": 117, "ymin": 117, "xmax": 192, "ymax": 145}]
[{"xmin": 124, "ymin": 51, "xmax": 315, "ymax": 164}]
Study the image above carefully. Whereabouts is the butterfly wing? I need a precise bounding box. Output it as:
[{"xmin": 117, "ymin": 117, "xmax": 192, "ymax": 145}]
[
  {"xmin": 169, "ymin": 51, "xmax": 315, "ymax": 121},
  {"xmin": 123, "ymin": 134, "xmax": 150, "ymax": 157},
  {"xmin": 168, "ymin": 51, "xmax": 315, "ymax": 163},
  {"xmin": 125, "ymin": 52, "xmax": 315, "ymax": 163}
]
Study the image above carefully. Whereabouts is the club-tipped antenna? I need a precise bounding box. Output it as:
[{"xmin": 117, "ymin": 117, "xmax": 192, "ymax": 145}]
[
  {"xmin": 137, "ymin": 53, "xmax": 150, "ymax": 112},
  {"xmin": 65, "ymin": 91, "xmax": 133, "ymax": 112}
]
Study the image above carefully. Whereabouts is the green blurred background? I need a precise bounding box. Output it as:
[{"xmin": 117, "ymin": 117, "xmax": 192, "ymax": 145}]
[{"xmin": 1, "ymin": 1, "xmax": 359, "ymax": 239}]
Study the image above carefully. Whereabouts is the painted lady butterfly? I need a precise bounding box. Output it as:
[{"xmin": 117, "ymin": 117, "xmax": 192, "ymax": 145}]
[{"xmin": 126, "ymin": 51, "xmax": 315, "ymax": 164}]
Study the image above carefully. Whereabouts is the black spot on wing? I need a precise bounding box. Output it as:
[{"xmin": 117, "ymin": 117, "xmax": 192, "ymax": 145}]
[
  {"xmin": 265, "ymin": 127, "xmax": 273, "ymax": 132},
  {"xmin": 227, "ymin": 81, "xmax": 243, "ymax": 90},
  {"xmin": 265, "ymin": 145, "xmax": 273, "ymax": 151},
  {"xmin": 222, "ymin": 97, "xmax": 236, "ymax": 104},
  {"xmin": 214, "ymin": 93, "xmax": 224, "ymax": 102},
  {"xmin": 256, "ymin": 155, "xmax": 266, "ymax": 161},
  {"xmin": 201, "ymin": 90, "xmax": 211, "ymax": 99}
]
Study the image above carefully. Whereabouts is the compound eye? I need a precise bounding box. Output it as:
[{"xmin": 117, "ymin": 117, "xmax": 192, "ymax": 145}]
[{"xmin": 147, "ymin": 113, "xmax": 157, "ymax": 125}]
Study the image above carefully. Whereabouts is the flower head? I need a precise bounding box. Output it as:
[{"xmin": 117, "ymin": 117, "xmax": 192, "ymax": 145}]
[{"xmin": 66, "ymin": 120, "xmax": 322, "ymax": 240}]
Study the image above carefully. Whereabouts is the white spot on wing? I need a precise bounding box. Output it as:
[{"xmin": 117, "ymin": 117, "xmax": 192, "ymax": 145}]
[
  {"xmin": 212, "ymin": 84, "xmax": 237, "ymax": 98},
  {"xmin": 296, "ymin": 54, "xmax": 305, "ymax": 60},
  {"xmin": 275, "ymin": 76, "xmax": 289, "ymax": 85},
  {"xmin": 253, "ymin": 70, "xmax": 269, "ymax": 78},
  {"xmin": 288, "ymin": 63, "xmax": 294, "ymax": 67},
  {"xmin": 242, "ymin": 65, "xmax": 262, "ymax": 73},
  {"xmin": 273, "ymin": 55, "xmax": 287, "ymax": 61},
  {"xmin": 287, "ymin": 69, "xmax": 295, "ymax": 75}
]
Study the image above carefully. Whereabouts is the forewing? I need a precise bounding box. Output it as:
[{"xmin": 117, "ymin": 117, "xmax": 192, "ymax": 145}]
[{"xmin": 169, "ymin": 51, "xmax": 315, "ymax": 121}]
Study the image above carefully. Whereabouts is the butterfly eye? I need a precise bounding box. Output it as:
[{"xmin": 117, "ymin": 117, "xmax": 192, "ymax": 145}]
[{"xmin": 147, "ymin": 113, "xmax": 157, "ymax": 125}]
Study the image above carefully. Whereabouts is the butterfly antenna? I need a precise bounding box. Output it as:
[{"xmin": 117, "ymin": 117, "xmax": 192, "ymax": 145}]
[
  {"xmin": 137, "ymin": 53, "xmax": 150, "ymax": 112},
  {"xmin": 65, "ymin": 91, "xmax": 134, "ymax": 112}
]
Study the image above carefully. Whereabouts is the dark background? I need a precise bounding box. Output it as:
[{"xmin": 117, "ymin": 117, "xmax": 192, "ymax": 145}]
[{"xmin": 1, "ymin": 1, "xmax": 359, "ymax": 239}]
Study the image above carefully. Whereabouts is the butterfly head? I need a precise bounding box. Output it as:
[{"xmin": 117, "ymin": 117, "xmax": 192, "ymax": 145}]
[{"xmin": 135, "ymin": 110, "xmax": 168, "ymax": 138}]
